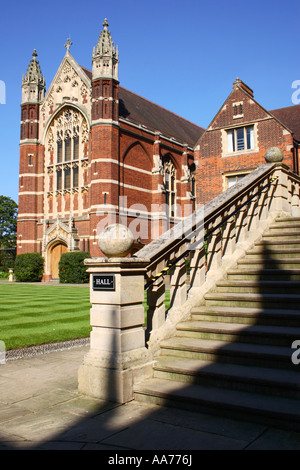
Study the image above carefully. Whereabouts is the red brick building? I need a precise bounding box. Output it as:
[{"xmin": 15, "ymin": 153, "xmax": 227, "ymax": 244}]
[
  {"xmin": 17, "ymin": 20, "xmax": 300, "ymax": 280},
  {"xmin": 194, "ymin": 78, "xmax": 300, "ymax": 203},
  {"xmin": 17, "ymin": 20, "xmax": 204, "ymax": 280}
]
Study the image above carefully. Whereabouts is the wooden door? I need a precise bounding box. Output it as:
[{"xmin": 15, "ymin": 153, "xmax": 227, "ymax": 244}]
[{"xmin": 51, "ymin": 244, "xmax": 67, "ymax": 279}]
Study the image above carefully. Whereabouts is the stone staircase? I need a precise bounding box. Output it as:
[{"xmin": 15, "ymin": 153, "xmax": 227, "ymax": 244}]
[{"xmin": 134, "ymin": 215, "xmax": 300, "ymax": 431}]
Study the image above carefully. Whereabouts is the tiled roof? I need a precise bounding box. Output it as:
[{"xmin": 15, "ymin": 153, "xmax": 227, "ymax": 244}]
[
  {"xmin": 80, "ymin": 66, "xmax": 204, "ymax": 146},
  {"xmin": 118, "ymin": 87, "xmax": 204, "ymax": 146},
  {"xmin": 270, "ymin": 104, "xmax": 300, "ymax": 143}
]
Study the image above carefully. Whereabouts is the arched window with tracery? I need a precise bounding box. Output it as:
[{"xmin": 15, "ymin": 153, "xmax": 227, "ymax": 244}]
[
  {"xmin": 163, "ymin": 156, "xmax": 176, "ymax": 223},
  {"xmin": 45, "ymin": 106, "xmax": 89, "ymax": 217}
]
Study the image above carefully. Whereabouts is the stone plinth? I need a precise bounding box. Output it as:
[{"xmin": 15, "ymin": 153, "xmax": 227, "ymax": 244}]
[{"xmin": 78, "ymin": 256, "xmax": 153, "ymax": 403}]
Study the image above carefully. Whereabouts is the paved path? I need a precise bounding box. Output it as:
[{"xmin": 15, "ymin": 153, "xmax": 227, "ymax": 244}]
[{"xmin": 0, "ymin": 344, "xmax": 300, "ymax": 451}]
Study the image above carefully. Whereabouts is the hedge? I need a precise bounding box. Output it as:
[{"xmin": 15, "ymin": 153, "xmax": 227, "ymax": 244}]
[
  {"xmin": 14, "ymin": 253, "xmax": 44, "ymax": 282},
  {"xmin": 59, "ymin": 251, "xmax": 90, "ymax": 284}
]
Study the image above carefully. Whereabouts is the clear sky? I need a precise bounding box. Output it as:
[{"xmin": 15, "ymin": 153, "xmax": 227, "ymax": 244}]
[{"xmin": 0, "ymin": 0, "xmax": 299, "ymax": 204}]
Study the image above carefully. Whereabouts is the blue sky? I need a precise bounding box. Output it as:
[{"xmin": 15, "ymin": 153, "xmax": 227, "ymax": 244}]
[{"xmin": 0, "ymin": 0, "xmax": 299, "ymax": 203}]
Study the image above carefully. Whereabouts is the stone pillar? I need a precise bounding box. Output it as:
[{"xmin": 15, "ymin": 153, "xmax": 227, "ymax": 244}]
[
  {"xmin": 206, "ymin": 217, "xmax": 222, "ymax": 276},
  {"xmin": 78, "ymin": 224, "xmax": 153, "ymax": 403},
  {"xmin": 146, "ymin": 277, "xmax": 166, "ymax": 333},
  {"xmin": 169, "ymin": 257, "xmax": 187, "ymax": 308},
  {"xmin": 188, "ymin": 246, "xmax": 206, "ymax": 297}
]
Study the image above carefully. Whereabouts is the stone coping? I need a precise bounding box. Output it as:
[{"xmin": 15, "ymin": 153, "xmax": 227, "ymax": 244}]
[{"xmin": 135, "ymin": 162, "xmax": 280, "ymax": 263}]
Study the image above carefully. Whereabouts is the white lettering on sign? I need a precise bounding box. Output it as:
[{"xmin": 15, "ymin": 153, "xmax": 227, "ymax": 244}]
[{"xmin": 93, "ymin": 274, "xmax": 115, "ymax": 291}]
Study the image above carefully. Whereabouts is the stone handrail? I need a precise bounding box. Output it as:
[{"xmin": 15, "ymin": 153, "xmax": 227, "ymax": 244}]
[{"xmin": 134, "ymin": 162, "xmax": 300, "ymax": 353}]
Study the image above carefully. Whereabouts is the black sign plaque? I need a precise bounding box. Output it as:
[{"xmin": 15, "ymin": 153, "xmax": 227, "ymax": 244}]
[{"xmin": 93, "ymin": 274, "xmax": 115, "ymax": 291}]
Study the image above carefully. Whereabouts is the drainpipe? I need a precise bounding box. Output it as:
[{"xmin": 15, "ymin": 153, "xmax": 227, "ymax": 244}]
[
  {"xmin": 292, "ymin": 144, "xmax": 299, "ymax": 175},
  {"xmin": 292, "ymin": 147, "xmax": 296, "ymax": 174}
]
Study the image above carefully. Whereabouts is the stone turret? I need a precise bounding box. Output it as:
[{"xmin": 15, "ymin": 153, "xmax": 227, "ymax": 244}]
[
  {"xmin": 92, "ymin": 18, "xmax": 119, "ymax": 81},
  {"xmin": 22, "ymin": 50, "xmax": 46, "ymax": 104}
]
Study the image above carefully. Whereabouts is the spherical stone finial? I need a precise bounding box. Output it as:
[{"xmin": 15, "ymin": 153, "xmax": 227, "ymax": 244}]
[
  {"xmin": 98, "ymin": 224, "xmax": 134, "ymax": 257},
  {"xmin": 264, "ymin": 147, "xmax": 284, "ymax": 163}
]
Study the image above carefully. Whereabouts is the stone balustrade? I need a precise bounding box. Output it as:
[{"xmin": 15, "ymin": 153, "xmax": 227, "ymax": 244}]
[
  {"xmin": 135, "ymin": 161, "xmax": 300, "ymax": 354},
  {"xmin": 78, "ymin": 156, "xmax": 300, "ymax": 403}
]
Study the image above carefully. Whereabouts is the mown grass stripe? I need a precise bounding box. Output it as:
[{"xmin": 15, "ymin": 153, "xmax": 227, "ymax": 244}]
[{"xmin": 0, "ymin": 284, "xmax": 170, "ymax": 351}]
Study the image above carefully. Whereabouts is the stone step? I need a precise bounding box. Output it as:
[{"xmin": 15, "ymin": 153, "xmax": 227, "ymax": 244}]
[
  {"xmin": 134, "ymin": 214, "xmax": 300, "ymax": 431},
  {"xmin": 214, "ymin": 279, "xmax": 300, "ymax": 294},
  {"xmin": 174, "ymin": 320, "xmax": 300, "ymax": 347},
  {"xmin": 275, "ymin": 217, "xmax": 300, "ymax": 223},
  {"xmin": 237, "ymin": 258, "xmax": 300, "ymax": 269},
  {"xmin": 269, "ymin": 222, "xmax": 300, "ymax": 231},
  {"xmin": 227, "ymin": 268, "xmax": 300, "ymax": 281},
  {"xmin": 191, "ymin": 305, "xmax": 300, "ymax": 326},
  {"xmin": 204, "ymin": 292, "xmax": 300, "ymax": 309},
  {"xmin": 159, "ymin": 337, "xmax": 295, "ymax": 370},
  {"xmin": 262, "ymin": 231, "xmax": 300, "ymax": 240},
  {"xmin": 133, "ymin": 377, "xmax": 300, "ymax": 431},
  {"xmin": 254, "ymin": 239, "xmax": 300, "ymax": 250},
  {"xmin": 152, "ymin": 356, "xmax": 300, "ymax": 399},
  {"xmin": 245, "ymin": 248, "xmax": 300, "ymax": 259}
]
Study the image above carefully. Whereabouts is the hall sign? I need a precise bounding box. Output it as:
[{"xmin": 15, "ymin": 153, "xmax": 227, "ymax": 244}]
[{"xmin": 93, "ymin": 274, "xmax": 115, "ymax": 291}]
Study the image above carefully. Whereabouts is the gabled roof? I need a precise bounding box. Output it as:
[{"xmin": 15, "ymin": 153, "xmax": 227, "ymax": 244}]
[
  {"xmin": 80, "ymin": 66, "xmax": 205, "ymax": 146},
  {"xmin": 194, "ymin": 78, "xmax": 300, "ymax": 148},
  {"xmin": 270, "ymin": 104, "xmax": 300, "ymax": 143},
  {"xmin": 42, "ymin": 53, "xmax": 91, "ymax": 105}
]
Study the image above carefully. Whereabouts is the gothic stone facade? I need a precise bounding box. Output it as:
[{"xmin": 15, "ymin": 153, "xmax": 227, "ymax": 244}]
[{"xmin": 17, "ymin": 20, "xmax": 300, "ymax": 280}]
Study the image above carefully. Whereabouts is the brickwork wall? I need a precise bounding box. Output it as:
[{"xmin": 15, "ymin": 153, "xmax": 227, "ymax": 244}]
[{"xmin": 195, "ymin": 85, "xmax": 295, "ymax": 204}]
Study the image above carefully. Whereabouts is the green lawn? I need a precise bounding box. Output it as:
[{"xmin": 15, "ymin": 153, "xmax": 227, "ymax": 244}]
[
  {"xmin": 0, "ymin": 284, "xmax": 170, "ymax": 351},
  {"xmin": 0, "ymin": 284, "xmax": 91, "ymax": 350}
]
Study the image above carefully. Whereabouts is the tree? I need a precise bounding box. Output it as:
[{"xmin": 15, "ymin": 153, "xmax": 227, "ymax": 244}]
[
  {"xmin": 0, "ymin": 196, "xmax": 18, "ymax": 271},
  {"xmin": 0, "ymin": 196, "xmax": 18, "ymax": 248}
]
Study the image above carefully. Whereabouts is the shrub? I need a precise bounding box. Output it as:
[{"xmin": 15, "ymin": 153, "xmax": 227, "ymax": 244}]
[
  {"xmin": 14, "ymin": 253, "xmax": 44, "ymax": 282},
  {"xmin": 59, "ymin": 251, "xmax": 90, "ymax": 284}
]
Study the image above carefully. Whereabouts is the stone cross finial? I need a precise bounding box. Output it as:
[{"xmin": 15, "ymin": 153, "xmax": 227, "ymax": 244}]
[
  {"xmin": 103, "ymin": 18, "xmax": 109, "ymax": 28},
  {"xmin": 65, "ymin": 37, "xmax": 72, "ymax": 52}
]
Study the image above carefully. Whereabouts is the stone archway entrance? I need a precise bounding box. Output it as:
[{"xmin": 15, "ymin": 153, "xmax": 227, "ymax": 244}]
[{"xmin": 51, "ymin": 243, "xmax": 67, "ymax": 279}]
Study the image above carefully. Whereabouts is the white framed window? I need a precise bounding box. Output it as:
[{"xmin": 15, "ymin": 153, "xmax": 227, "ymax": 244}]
[
  {"xmin": 224, "ymin": 172, "xmax": 249, "ymax": 190},
  {"xmin": 227, "ymin": 125, "xmax": 255, "ymax": 153}
]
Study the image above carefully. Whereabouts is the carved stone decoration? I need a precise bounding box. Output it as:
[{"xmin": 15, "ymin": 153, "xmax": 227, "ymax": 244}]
[
  {"xmin": 181, "ymin": 164, "xmax": 190, "ymax": 182},
  {"xmin": 152, "ymin": 154, "xmax": 163, "ymax": 175},
  {"xmin": 80, "ymin": 84, "xmax": 88, "ymax": 96},
  {"xmin": 47, "ymin": 128, "xmax": 54, "ymax": 151},
  {"xmin": 81, "ymin": 121, "xmax": 89, "ymax": 143},
  {"xmin": 43, "ymin": 218, "xmax": 79, "ymax": 254}
]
